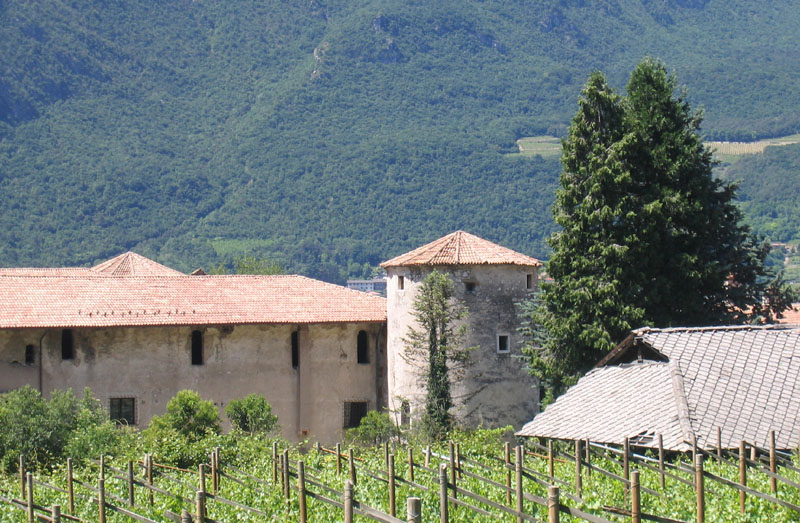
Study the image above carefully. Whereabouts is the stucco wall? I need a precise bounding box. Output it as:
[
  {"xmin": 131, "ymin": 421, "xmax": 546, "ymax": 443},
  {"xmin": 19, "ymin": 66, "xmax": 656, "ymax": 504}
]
[
  {"xmin": 386, "ymin": 264, "xmax": 539, "ymax": 430},
  {"xmin": 0, "ymin": 323, "xmax": 386, "ymax": 444}
]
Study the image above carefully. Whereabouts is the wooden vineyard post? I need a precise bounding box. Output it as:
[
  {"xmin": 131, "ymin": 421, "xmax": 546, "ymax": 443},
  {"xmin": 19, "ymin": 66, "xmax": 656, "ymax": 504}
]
[
  {"xmin": 547, "ymin": 485, "xmax": 559, "ymax": 523},
  {"xmin": 695, "ymin": 455, "xmax": 704, "ymax": 523},
  {"xmin": 26, "ymin": 472, "xmax": 33, "ymax": 523},
  {"xmin": 585, "ymin": 439, "xmax": 591, "ymax": 477},
  {"xmin": 631, "ymin": 470, "xmax": 641, "ymax": 523},
  {"xmin": 19, "ymin": 455, "xmax": 26, "ymax": 499},
  {"xmin": 449, "ymin": 441, "xmax": 457, "ymax": 499},
  {"xmin": 750, "ymin": 443, "xmax": 757, "ymax": 462},
  {"xmin": 211, "ymin": 449, "xmax": 218, "ymax": 495},
  {"xmin": 298, "ymin": 461, "xmax": 307, "ymax": 523},
  {"xmin": 98, "ymin": 476, "xmax": 106, "ymax": 523},
  {"xmin": 515, "ymin": 445, "xmax": 524, "ymax": 523},
  {"xmin": 51, "ymin": 505, "xmax": 61, "ymax": 523},
  {"xmin": 504, "ymin": 442, "xmax": 512, "ymax": 505},
  {"xmin": 548, "ymin": 440, "xmax": 554, "ymax": 482},
  {"xmin": 389, "ymin": 454, "xmax": 396, "ymax": 517},
  {"xmin": 455, "ymin": 442, "xmax": 462, "ymax": 480},
  {"xmin": 180, "ymin": 509, "xmax": 191, "ymax": 523},
  {"xmin": 574, "ymin": 439, "xmax": 582, "ymax": 498},
  {"xmin": 623, "ymin": 437, "xmax": 630, "ymax": 488},
  {"xmin": 214, "ymin": 447, "xmax": 220, "ymax": 493},
  {"xmin": 336, "ymin": 443, "xmax": 342, "ymax": 476},
  {"xmin": 348, "ymin": 448, "xmax": 356, "ymax": 485},
  {"xmin": 425, "ymin": 446, "xmax": 431, "ymax": 468},
  {"xmin": 769, "ymin": 430, "xmax": 777, "ymax": 493},
  {"xmin": 439, "ymin": 465, "xmax": 449, "ymax": 523},
  {"xmin": 408, "ymin": 447, "xmax": 415, "ymax": 482},
  {"xmin": 717, "ymin": 427, "xmax": 722, "ymax": 461},
  {"xmin": 127, "ymin": 460, "xmax": 135, "ymax": 506},
  {"xmin": 739, "ymin": 440, "xmax": 746, "ymax": 513},
  {"xmin": 198, "ymin": 464, "xmax": 206, "ymax": 500},
  {"xmin": 100, "ymin": 454, "xmax": 105, "ymax": 480},
  {"xmin": 385, "ymin": 442, "xmax": 390, "ymax": 468},
  {"xmin": 196, "ymin": 490, "xmax": 205, "ymax": 523},
  {"xmin": 272, "ymin": 442, "xmax": 278, "ymax": 483},
  {"xmin": 658, "ymin": 434, "xmax": 665, "ymax": 490},
  {"xmin": 283, "ymin": 450, "xmax": 291, "ymax": 500},
  {"xmin": 692, "ymin": 435, "xmax": 698, "ymax": 465},
  {"xmin": 67, "ymin": 457, "xmax": 75, "ymax": 514},
  {"xmin": 344, "ymin": 479, "xmax": 354, "ymax": 523},
  {"xmin": 146, "ymin": 454, "xmax": 154, "ymax": 506},
  {"xmin": 407, "ymin": 496, "xmax": 422, "ymax": 523}
]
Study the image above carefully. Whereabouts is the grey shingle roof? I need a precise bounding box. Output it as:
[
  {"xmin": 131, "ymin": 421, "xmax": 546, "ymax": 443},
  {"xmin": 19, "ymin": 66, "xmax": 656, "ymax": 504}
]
[{"xmin": 517, "ymin": 325, "xmax": 800, "ymax": 450}]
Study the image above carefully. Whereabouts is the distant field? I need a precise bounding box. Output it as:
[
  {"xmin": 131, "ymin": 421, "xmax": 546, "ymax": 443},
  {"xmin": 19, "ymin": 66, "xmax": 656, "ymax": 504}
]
[{"xmin": 511, "ymin": 134, "xmax": 800, "ymax": 163}]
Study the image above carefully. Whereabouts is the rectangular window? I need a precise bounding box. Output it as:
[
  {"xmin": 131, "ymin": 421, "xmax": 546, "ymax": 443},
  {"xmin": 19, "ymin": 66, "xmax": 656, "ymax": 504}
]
[
  {"xmin": 343, "ymin": 401, "xmax": 368, "ymax": 429},
  {"xmin": 357, "ymin": 330, "xmax": 369, "ymax": 364},
  {"xmin": 465, "ymin": 281, "xmax": 476, "ymax": 293},
  {"xmin": 526, "ymin": 274, "xmax": 534, "ymax": 290},
  {"xmin": 61, "ymin": 329, "xmax": 74, "ymax": 360},
  {"xmin": 291, "ymin": 331, "xmax": 299, "ymax": 369},
  {"xmin": 191, "ymin": 330, "xmax": 203, "ymax": 365},
  {"xmin": 398, "ymin": 275, "xmax": 404, "ymax": 290},
  {"xmin": 25, "ymin": 345, "xmax": 35, "ymax": 365},
  {"xmin": 109, "ymin": 398, "xmax": 136, "ymax": 426},
  {"xmin": 497, "ymin": 334, "xmax": 510, "ymax": 354}
]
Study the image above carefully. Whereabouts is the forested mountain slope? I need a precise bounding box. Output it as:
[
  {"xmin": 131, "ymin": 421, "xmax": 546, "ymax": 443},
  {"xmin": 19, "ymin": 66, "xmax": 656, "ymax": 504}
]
[{"xmin": 1, "ymin": 1, "xmax": 799, "ymax": 280}]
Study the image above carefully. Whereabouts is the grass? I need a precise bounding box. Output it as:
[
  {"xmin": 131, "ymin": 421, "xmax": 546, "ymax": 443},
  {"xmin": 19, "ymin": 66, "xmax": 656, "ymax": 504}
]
[{"xmin": 509, "ymin": 134, "xmax": 800, "ymax": 163}]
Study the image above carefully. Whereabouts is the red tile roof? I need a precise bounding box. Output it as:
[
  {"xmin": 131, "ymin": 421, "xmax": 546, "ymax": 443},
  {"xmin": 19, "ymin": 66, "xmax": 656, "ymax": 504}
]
[
  {"xmin": 0, "ymin": 256, "xmax": 386, "ymax": 328},
  {"xmin": 777, "ymin": 304, "xmax": 800, "ymax": 325},
  {"xmin": 381, "ymin": 231, "xmax": 541, "ymax": 268},
  {"xmin": 91, "ymin": 252, "xmax": 184, "ymax": 276}
]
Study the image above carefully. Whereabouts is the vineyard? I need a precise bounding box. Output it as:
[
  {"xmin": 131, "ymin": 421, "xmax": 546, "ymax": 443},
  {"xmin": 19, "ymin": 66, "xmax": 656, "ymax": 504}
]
[{"xmin": 3, "ymin": 429, "xmax": 800, "ymax": 522}]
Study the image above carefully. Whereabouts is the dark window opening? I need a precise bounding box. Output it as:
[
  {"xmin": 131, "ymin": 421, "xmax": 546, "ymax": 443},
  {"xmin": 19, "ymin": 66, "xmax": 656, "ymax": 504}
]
[
  {"xmin": 400, "ymin": 400, "xmax": 410, "ymax": 427},
  {"xmin": 343, "ymin": 401, "xmax": 368, "ymax": 429},
  {"xmin": 291, "ymin": 331, "xmax": 299, "ymax": 369},
  {"xmin": 357, "ymin": 330, "xmax": 369, "ymax": 364},
  {"xmin": 25, "ymin": 345, "xmax": 35, "ymax": 365},
  {"xmin": 61, "ymin": 329, "xmax": 74, "ymax": 360},
  {"xmin": 497, "ymin": 335, "xmax": 510, "ymax": 353},
  {"xmin": 465, "ymin": 281, "xmax": 476, "ymax": 293},
  {"xmin": 110, "ymin": 398, "xmax": 136, "ymax": 425},
  {"xmin": 398, "ymin": 276, "xmax": 404, "ymax": 290},
  {"xmin": 526, "ymin": 274, "xmax": 534, "ymax": 290},
  {"xmin": 191, "ymin": 330, "xmax": 203, "ymax": 365}
]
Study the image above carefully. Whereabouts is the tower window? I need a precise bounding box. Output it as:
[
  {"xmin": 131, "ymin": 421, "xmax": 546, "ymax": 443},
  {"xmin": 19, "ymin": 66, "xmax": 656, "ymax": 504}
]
[
  {"xmin": 357, "ymin": 330, "xmax": 369, "ymax": 364},
  {"xmin": 497, "ymin": 334, "xmax": 510, "ymax": 354},
  {"xmin": 61, "ymin": 329, "xmax": 74, "ymax": 360},
  {"xmin": 191, "ymin": 330, "xmax": 203, "ymax": 365},
  {"xmin": 526, "ymin": 274, "xmax": 534, "ymax": 290},
  {"xmin": 25, "ymin": 345, "xmax": 35, "ymax": 365},
  {"xmin": 398, "ymin": 276, "xmax": 404, "ymax": 290},
  {"xmin": 291, "ymin": 331, "xmax": 299, "ymax": 369},
  {"xmin": 465, "ymin": 281, "xmax": 476, "ymax": 293},
  {"xmin": 343, "ymin": 401, "xmax": 368, "ymax": 429},
  {"xmin": 109, "ymin": 398, "xmax": 136, "ymax": 425}
]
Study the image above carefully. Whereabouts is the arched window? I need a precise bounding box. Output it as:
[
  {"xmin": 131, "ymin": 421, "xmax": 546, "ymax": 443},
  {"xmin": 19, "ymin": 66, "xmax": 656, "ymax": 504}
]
[{"xmin": 357, "ymin": 330, "xmax": 369, "ymax": 364}]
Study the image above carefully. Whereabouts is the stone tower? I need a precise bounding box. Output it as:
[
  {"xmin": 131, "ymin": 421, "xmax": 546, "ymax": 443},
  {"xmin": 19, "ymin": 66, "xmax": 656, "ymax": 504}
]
[{"xmin": 381, "ymin": 231, "xmax": 540, "ymax": 430}]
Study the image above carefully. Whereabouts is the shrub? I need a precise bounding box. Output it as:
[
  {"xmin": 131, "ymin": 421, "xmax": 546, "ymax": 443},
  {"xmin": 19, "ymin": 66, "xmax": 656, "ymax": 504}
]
[
  {"xmin": 148, "ymin": 390, "xmax": 221, "ymax": 441},
  {"xmin": 226, "ymin": 394, "xmax": 278, "ymax": 434},
  {"xmin": 345, "ymin": 410, "xmax": 398, "ymax": 446}
]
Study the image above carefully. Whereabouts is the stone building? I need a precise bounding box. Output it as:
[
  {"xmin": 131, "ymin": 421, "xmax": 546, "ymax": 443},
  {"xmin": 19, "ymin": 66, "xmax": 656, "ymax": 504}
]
[
  {"xmin": 381, "ymin": 231, "xmax": 541, "ymax": 429},
  {"xmin": 0, "ymin": 252, "xmax": 387, "ymax": 443},
  {"xmin": 0, "ymin": 233, "xmax": 542, "ymax": 440}
]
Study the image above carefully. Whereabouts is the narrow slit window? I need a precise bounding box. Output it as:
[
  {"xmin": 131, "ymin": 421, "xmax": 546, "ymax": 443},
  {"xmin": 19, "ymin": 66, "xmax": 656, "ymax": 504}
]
[
  {"xmin": 398, "ymin": 275, "xmax": 404, "ymax": 290},
  {"xmin": 25, "ymin": 345, "xmax": 35, "ymax": 365},
  {"xmin": 400, "ymin": 400, "xmax": 410, "ymax": 427},
  {"xmin": 61, "ymin": 329, "xmax": 74, "ymax": 360},
  {"xmin": 357, "ymin": 330, "xmax": 369, "ymax": 364},
  {"xmin": 526, "ymin": 274, "xmax": 534, "ymax": 290},
  {"xmin": 109, "ymin": 398, "xmax": 136, "ymax": 426},
  {"xmin": 291, "ymin": 331, "xmax": 299, "ymax": 369},
  {"xmin": 191, "ymin": 330, "xmax": 203, "ymax": 365},
  {"xmin": 497, "ymin": 334, "xmax": 510, "ymax": 354}
]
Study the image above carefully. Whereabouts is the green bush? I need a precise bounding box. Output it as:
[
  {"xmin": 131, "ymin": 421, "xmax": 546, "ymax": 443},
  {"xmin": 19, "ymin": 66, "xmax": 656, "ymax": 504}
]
[
  {"xmin": 148, "ymin": 390, "xmax": 221, "ymax": 441},
  {"xmin": 345, "ymin": 410, "xmax": 398, "ymax": 446},
  {"xmin": 225, "ymin": 394, "xmax": 278, "ymax": 434}
]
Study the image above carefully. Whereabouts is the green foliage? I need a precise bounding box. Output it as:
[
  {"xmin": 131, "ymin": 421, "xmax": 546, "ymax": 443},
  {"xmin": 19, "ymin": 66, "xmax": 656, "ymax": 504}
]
[
  {"xmin": 404, "ymin": 271, "xmax": 473, "ymax": 440},
  {"xmin": 527, "ymin": 59, "xmax": 798, "ymax": 392},
  {"xmin": 225, "ymin": 394, "xmax": 279, "ymax": 434},
  {"xmin": 345, "ymin": 410, "xmax": 398, "ymax": 446},
  {"xmin": 0, "ymin": 386, "xmax": 119, "ymax": 472},
  {"xmin": 209, "ymin": 255, "xmax": 283, "ymax": 275}
]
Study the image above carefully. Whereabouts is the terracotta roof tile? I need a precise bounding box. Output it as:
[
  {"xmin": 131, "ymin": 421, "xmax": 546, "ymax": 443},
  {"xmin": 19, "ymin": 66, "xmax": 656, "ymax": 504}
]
[
  {"xmin": 91, "ymin": 252, "xmax": 184, "ymax": 276},
  {"xmin": 380, "ymin": 231, "xmax": 541, "ymax": 268}
]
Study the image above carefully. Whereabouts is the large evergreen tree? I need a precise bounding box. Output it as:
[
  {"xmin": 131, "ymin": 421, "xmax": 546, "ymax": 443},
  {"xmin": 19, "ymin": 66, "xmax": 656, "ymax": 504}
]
[{"xmin": 528, "ymin": 59, "xmax": 796, "ymax": 392}]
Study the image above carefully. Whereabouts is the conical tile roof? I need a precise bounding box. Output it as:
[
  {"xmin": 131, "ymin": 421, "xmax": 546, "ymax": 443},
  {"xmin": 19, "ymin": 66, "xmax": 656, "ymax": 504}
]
[
  {"xmin": 381, "ymin": 231, "xmax": 541, "ymax": 268},
  {"xmin": 91, "ymin": 252, "xmax": 184, "ymax": 276}
]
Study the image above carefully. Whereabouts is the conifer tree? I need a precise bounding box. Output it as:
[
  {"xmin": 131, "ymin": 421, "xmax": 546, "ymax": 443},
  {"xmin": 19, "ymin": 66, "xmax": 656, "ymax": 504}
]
[{"xmin": 527, "ymin": 59, "xmax": 796, "ymax": 393}]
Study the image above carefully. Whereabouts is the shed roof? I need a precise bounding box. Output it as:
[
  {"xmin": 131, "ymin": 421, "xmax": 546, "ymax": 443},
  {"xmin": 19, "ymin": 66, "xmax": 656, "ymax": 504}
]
[
  {"xmin": 517, "ymin": 325, "xmax": 800, "ymax": 450},
  {"xmin": 380, "ymin": 231, "xmax": 541, "ymax": 268},
  {"xmin": 0, "ymin": 255, "xmax": 386, "ymax": 328}
]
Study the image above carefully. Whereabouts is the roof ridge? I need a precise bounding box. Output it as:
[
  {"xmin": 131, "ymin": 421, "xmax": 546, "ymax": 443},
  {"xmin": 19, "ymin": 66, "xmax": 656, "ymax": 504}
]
[
  {"xmin": 636, "ymin": 324, "xmax": 795, "ymax": 335},
  {"xmin": 668, "ymin": 360, "xmax": 696, "ymax": 446}
]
